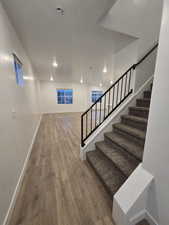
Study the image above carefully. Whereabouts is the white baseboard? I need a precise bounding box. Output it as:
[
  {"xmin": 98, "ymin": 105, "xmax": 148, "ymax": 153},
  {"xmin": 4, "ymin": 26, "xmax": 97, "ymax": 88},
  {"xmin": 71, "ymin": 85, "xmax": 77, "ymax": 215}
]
[
  {"xmin": 146, "ymin": 210, "xmax": 159, "ymax": 225},
  {"xmin": 130, "ymin": 209, "xmax": 159, "ymax": 225},
  {"xmin": 130, "ymin": 209, "xmax": 147, "ymax": 225},
  {"xmin": 2, "ymin": 115, "xmax": 42, "ymax": 225}
]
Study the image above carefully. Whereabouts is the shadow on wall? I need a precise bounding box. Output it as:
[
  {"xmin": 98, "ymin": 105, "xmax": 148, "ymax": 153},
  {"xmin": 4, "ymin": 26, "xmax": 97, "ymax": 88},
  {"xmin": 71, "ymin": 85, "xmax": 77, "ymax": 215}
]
[{"xmin": 135, "ymin": 47, "xmax": 158, "ymax": 92}]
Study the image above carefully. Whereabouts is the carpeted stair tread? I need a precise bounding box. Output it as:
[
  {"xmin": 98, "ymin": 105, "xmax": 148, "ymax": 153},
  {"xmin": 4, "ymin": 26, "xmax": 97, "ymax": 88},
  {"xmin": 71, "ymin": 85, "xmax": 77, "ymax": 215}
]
[
  {"xmin": 104, "ymin": 132, "xmax": 143, "ymax": 160},
  {"xmin": 129, "ymin": 106, "xmax": 149, "ymax": 112},
  {"xmin": 129, "ymin": 106, "xmax": 149, "ymax": 119},
  {"xmin": 136, "ymin": 98, "xmax": 151, "ymax": 107},
  {"xmin": 121, "ymin": 115, "xmax": 148, "ymax": 131},
  {"xmin": 121, "ymin": 115, "xmax": 147, "ymax": 124},
  {"xmin": 113, "ymin": 123, "xmax": 146, "ymax": 141},
  {"xmin": 136, "ymin": 219, "xmax": 150, "ymax": 225},
  {"xmin": 137, "ymin": 97, "xmax": 151, "ymax": 101},
  {"xmin": 96, "ymin": 141, "xmax": 140, "ymax": 177},
  {"xmin": 144, "ymin": 90, "xmax": 151, "ymax": 98},
  {"xmin": 86, "ymin": 150, "xmax": 126, "ymax": 197}
]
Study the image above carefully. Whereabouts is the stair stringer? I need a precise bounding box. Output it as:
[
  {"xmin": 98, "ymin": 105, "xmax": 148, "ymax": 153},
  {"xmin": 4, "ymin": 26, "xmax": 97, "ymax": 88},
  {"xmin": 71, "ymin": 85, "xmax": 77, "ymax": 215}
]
[
  {"xmin": 113, "ymin": 164, "xmax": 154, "ymax": 225},
  {"xmin": 80, "ymin": 76, "xmax": 153, "ymax": 161}
]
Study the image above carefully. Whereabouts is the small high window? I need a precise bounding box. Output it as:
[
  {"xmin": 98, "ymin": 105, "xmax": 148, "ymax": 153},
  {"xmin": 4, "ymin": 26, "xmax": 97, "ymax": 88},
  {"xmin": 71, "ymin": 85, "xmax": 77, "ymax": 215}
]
[
  {"xmin": 91, "ymin": 91, "xmax": 103, "ymax": 103},
  {"xmin": 57, "ymin": 89, "xmax": 73, "ymax": 104},
  {"xmin": 13, "ymin": 53, "xmax": 24, "ymax": 87}
]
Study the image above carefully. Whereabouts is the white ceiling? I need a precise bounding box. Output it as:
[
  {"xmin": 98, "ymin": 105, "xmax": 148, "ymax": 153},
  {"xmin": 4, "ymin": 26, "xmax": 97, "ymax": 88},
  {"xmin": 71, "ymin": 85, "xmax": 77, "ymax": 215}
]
[{"xmin": 2, "ymin": 0, "xmax": 136, "ymax": 85}]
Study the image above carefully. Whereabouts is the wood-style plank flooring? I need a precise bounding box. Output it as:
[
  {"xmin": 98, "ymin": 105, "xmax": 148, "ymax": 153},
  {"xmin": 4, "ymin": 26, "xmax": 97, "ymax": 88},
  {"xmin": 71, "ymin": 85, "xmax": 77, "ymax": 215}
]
[{"xmin": 9, "ymin": 113, "xmax": 115, "ymax": 225}]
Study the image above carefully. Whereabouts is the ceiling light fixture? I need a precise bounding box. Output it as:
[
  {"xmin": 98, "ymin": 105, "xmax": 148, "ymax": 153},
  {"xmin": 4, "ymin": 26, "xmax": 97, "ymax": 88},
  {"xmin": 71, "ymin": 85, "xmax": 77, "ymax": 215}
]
[
  {"xmin": 80, "ymin": 78, "xmax": 83, "ymax": 84},
  {"xmin": 103, "ymin": 66, "xmax": 107, "ymax": 73},
  {"xmin": 53, "ymin": 61, "xmax": 58, "ymax": 68},
  {"xmin": 110, "ymin": 80, "xmax": 113, "ymax": 85},
  {"xmin": 56, "ymin": 7, "xmax": 64, "ymax": 16},
  {"xmin": 50, "ymin": 75, "xmax": 54, "ymax": 81},
  {"xmin": 23, "ymin": 76, "xmax": 34, "ymax": 81},
  {"xmin": 100, "ymin": 83, "xmax": 103, "ymax": 87}
]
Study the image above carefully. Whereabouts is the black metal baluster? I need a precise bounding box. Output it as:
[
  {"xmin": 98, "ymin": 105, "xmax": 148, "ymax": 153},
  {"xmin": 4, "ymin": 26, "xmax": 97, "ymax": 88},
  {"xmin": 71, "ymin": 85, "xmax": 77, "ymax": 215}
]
[
  {"xmin": 91, "ymin": 108, "xmax": 92, "ymax": 132},
  {"xmin": 86, "ymin": 112, "xmax": 88, "ymax": 138},
  {"xmin": 112, "ymin": 86, "xmax": 115, "ymax": 110},
  {"xmin": 81, "ymin": 115, "xmax": 84, "ymax": 147},
  {"xmin": 99, "ymin": 98, "xmax": 101, "ymax": 124},
  {"xmin": 104, "ymin": 95, "xmax": 106, "ymax": 119},
  {"xmin": 108, "ymin": 90, "xmax": 110, "ymax": 114},
  {"xmin": 124, "ymin": 73, "xmax": 127, "ymax": 97},
  {"xmin": 95, "ymin": 103, "xmax": 97, "ymax": 128},
  {"xmin": 116, "ymin": 82, "xmax": 119, "ymax": 106},
  {"xmin": 128, "ymin": 69, "xmax": 132, "ymax": 92},
  {"xmin": 120, "ymin": 77, "xmax": 123, "ymax": 101}
]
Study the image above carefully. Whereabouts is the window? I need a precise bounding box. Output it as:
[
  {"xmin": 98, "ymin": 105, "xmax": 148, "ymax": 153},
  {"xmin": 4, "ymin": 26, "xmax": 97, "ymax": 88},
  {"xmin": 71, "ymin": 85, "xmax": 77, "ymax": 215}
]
[
  {"xmin": 57, "ymin": 89, "xmax": 73, "ymax": 104},
  {"xmin": 91, "ymin": 91, "xmax": 103, "ymax": 103},
  {"xmin": 13, "ymin": 53, "xmax": 24, "ymax": 87}
]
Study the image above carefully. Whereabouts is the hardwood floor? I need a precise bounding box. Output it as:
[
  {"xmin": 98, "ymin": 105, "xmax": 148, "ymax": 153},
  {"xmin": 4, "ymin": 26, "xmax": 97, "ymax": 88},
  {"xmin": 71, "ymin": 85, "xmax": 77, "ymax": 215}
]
[{"xmin": 8, "ymin": 113, "xmax": 115, "ymax": 225}]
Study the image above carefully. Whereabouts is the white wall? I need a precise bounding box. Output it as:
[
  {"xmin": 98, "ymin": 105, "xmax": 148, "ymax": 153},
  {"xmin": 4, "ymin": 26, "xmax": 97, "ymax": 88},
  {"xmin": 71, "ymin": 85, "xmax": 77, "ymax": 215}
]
[
  {"xmin": 101, "ymin": 0, "xmax": 163, "ymax": 56},
  {"xmin": 0, "ymin": 2, "xmax": 40, "ymax": 224},
  {"xmin": 134, "ymin": 47, "xmax": 158, "ymax": 92},
  {"xmin": 114, "ymin": 41, "xmax": 138, "ymax": 81},
  {"xmin": 142, "ymin": 1, "xmax": 169, "ymax": 224},
  {"xmin": 114, "ymin": 41, "xmax": 158, "ymax": 93},
  {"xmin": 39, "ymin": 81, "xmax": 105, "ymax": 113}
]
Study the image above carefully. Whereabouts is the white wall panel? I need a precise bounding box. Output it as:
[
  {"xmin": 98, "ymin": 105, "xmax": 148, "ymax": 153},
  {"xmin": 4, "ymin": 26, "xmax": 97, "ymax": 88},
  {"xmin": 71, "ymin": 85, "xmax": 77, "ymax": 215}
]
[{"xmin": 0, "ymin": 3, "xmax": 40, "ymax": 224}]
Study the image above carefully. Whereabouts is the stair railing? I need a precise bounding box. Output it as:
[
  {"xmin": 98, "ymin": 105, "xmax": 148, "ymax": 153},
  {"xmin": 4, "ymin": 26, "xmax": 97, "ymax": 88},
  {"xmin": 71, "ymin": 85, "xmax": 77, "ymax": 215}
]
[{"xmin": 81, "ymin": 43, "xmax": 158, "ymax": 147}]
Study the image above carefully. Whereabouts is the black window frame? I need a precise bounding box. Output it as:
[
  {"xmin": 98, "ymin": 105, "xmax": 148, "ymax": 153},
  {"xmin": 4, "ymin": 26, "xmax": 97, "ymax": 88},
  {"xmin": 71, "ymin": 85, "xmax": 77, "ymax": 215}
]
[
  {"xmin": 57, "ymin": 89, "xmax": 73, "ymax": 104},
  {"xmin": 91, "ymin": 90, "xmax": 103, "ymax": 103}
]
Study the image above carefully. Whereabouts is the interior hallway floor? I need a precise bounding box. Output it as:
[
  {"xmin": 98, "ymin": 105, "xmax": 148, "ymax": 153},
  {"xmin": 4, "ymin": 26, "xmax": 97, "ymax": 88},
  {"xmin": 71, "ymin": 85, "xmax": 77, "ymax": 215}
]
[{"xmin": 9, "ymin": 113, "xmax": 115, "ymax": 225}]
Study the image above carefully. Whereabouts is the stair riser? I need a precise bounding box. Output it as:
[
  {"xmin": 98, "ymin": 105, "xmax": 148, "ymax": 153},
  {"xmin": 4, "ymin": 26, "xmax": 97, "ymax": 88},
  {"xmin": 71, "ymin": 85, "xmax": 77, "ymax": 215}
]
[
  {"xmin": 121, "ymin": 117, "xmax": 147, "ymax": 131},
  {"xmin": 136, "ymin": 99, "xmax": 150, "ymax": 107},
  {"xmin": 129, "ymin": 108, "xmax": 149, "ymax": 119},
  {"xmin": 104, "ymin": 135, "xmax": 143, "ymax": 161},
  {"xmin": 136, "ymin": 219, "xmax": 150, "ymax": 225},
  {"xmin": 144, "ymin": 91, "xmax": 151, "ymax": 98},
  {"xmin": 113, "ymin": 127, "xmax": 145, "ymax": 147}
]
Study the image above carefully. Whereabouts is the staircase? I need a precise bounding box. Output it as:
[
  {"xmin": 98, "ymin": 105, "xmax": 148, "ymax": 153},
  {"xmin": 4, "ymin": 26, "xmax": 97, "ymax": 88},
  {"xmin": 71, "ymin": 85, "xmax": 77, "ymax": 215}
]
[
  {"xmin": 86, "ymin": 88, "xmax": 152, "ymax": 197},
  {"xmin": 136, "ymin": 219, "xmax": 150, "ymax": 225}
]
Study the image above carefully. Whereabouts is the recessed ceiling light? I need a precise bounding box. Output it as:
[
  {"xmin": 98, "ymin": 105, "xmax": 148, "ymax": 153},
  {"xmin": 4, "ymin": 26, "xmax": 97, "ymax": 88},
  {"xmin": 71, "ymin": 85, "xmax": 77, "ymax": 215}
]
[
  {"xmin": 110, "ymin": 80, "xmax": 113, "ymax": 85},
  {"xmin": 56, "ymin": 7, "xmax": 64, "ymax": 15},
  {"xmin": 53, "ymin": 61, "xmax": 58, "ymax": 68},
  {"xmin": 80, "ymin": 78, "xmax": 83, "ymax": 84},
  {"xmin": 50, "ymin": 76, "xmax": 54, "ymax": 81},
  {"xmin": 103, "ymin": 66, "xmax": 107, "ymax": 73},
  {"xmin": 23, "ymin": 76, "xmax": 34, "ymax": 81}
]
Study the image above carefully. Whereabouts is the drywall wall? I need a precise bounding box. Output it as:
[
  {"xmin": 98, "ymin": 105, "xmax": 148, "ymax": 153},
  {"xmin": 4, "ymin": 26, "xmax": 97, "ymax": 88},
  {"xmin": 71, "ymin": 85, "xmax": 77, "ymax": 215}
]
[
  {"xmin": 142, "ymin": 1, "xmax": 169, "ymax": 224},
  {"xmin": 114, "ymin": 41, "xmax": 158, "ymax": 93},
  {"xmin": 101, "ymin": 0, "xmax": 162, "ymax": 55},
  {"xmin": 0, "ymin": 2, "xmax": 40, "ymax": 224},
  {"xmin": 39, "ymin": 81, "xmax": 106, "ymax": 113},
  {"xmin": 134, "ymin": 47, "xmax": 158, "ymax": 92},
  {"xmin": 114, "ymin": 41, "xmax": 138, "ymax": 81}
]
